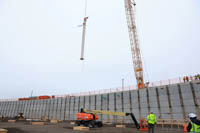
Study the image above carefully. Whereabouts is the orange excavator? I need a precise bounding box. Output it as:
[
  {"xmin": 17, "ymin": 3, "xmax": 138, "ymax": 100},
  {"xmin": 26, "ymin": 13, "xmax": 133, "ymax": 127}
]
[{"xmin": 76, "ymin": 108, "xmax": 140, "ymax": 128}]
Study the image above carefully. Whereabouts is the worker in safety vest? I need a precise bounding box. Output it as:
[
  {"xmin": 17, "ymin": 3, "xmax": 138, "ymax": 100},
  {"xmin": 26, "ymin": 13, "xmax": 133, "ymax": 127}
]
[
  {"xmin": 147, "ymin": 112, "xmax": 157, "ymax": 133},
  {"xmin": 187, "ymin": 113, "xmax": 200, "ymax": 132}
]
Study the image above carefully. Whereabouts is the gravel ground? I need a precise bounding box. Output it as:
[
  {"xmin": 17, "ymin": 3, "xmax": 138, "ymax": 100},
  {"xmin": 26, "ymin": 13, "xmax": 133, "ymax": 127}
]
[{"xmin": 0, "ymin": 121, "xmax": 184, "ymax": 133}]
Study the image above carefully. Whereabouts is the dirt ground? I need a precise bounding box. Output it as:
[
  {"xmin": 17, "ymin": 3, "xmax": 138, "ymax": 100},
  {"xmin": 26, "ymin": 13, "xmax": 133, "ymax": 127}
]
[{"xmin": 0, "ymin": 121, "xmax": 184, "ymax": 133}]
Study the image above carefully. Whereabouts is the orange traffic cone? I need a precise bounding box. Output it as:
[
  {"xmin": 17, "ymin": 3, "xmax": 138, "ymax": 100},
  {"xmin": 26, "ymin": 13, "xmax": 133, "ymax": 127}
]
[{"xmin": 184, "ymin": 123, "xmax": 187, "ymax": 132}]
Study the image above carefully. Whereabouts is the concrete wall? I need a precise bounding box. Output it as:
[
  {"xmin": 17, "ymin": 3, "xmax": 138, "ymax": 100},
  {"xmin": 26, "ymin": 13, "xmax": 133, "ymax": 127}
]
[{"xmin": 0, "ymin": 81, "xmax": 200, "ymax": 123}]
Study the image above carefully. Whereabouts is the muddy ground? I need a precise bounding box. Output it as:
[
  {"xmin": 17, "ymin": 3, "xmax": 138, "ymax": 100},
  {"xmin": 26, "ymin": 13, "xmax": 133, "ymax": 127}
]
[{"xmin": 0, "ymin": 121, "xmax": 184, "ymax": 133}]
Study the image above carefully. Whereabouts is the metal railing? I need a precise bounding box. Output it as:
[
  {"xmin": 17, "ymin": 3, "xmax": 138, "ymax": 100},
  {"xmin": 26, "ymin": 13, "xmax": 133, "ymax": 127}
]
[{"xmin": 0, "ymin": 76, "xmax": 198, "ymax": 101}]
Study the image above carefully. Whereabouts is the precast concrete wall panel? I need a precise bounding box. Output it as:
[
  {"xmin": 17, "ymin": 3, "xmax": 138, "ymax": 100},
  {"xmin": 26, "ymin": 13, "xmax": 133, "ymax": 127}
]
[
  {"xmin": 66, "ymin": 97, "xmax": 71, "ymax": 120},
  {"xmin": 56, "ymin": 98, "xmax": 62, "ymax": 120},
  {"xmin": 123, "ymin": 91, "xmax": 132, "ymax": 123},
  {"xmin": 158, "ymin": 87, "xmax": 170, "ymax": 119},
  {"xmin": 79, "ymin": 96, "xmax": 85, "ymax": 110},
  {"xmin": 74, "ymin": 97, "xmax": 79, "ymax": 120},
  {"xmin": 109, "ymin": 93, "xmax": 115, "ymax": 122},
  {"xmin": 60, "ymin": 97, "xmax": 66, "ymax": 120},
  {"xmin": 45, "ymin": 99, "xmax": 50, "ymax": 119},
  {"xmin": 90, "ymin": 95, "xmax": 95, "ymax": 110},
  {"xmin": 85, "ymin": 96, "xmax": 90, "ymax": 110},
  {"xmin": 64, "ymin": 97, "xmax": 69, "ymax": 120},
  {"xmin": 52, "ymin": 98, "xmax": 57, "ymax": 119},
  {"xmin": 102, "ymin": 94, "xmax": 108, "ymax": 123},
  {"xmin": 130, "ymin": 90, "xmax": 139, "ymax": 120},
  {"xmin": 6, "ymin": 101, "xmax": 10, "ymax": 117},
  {"xmin": 23, "ymin": 101, "xmax": 28, "ymax": 118},
  {"xmin": 96, "ymin": 95, "xmax": 102, "ymax": 121},
  {"xmin": 49, "ymin": 99, "xmax": 54, "ymax": 119},
  {"xmin": 139, "ymin": 89, "xmax": 148, "ymax": 118},
  {"xmin": 148, "ymin": 88, "xmax": 159, "ymax": 115},
  {"xmin": 115, "ymin": 92, "xmax": 123, "ymax": 123},
  {"xmin": 180, "ymin": 83, "xmax": 196, "ymax": 114},
  {"xmin": 68, "ymin": 97, "xmax": 74, "ymax": 120},
  {"xmin": 169, "ymin": 84, "xmax": 183, "ymax": 119},
  {"xmin": 38, "ymin": 100, "xmax": 43, "ymax": 119}
]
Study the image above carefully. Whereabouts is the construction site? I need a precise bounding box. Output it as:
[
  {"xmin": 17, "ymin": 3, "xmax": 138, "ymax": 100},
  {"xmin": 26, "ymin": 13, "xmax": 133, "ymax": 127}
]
[{"xmin": 0, "ymin": 0, "xmax": 199, "ymax": 133}]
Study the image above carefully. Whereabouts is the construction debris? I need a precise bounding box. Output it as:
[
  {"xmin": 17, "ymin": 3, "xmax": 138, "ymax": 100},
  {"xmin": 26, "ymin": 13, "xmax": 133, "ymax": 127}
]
[
  {"xmin": 8, "ymin": 120, "xmax": 16, "ymax": 123},
  {"xmin": 116, "ymin": 125, "xmax": 126, "ymax": 128}
]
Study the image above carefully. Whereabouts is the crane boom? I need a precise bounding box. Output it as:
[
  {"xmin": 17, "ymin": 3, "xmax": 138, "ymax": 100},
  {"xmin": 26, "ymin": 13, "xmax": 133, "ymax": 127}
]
[{"xmin": 124, "ymin": 0, "xmax": 144, "ymax": 89}]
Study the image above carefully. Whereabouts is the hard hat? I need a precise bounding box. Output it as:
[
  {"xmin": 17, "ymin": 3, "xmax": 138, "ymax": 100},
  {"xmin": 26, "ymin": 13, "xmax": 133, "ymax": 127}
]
[{"xmin": 188, "ymin": 113, "xmax": 197, "ymax": 118}]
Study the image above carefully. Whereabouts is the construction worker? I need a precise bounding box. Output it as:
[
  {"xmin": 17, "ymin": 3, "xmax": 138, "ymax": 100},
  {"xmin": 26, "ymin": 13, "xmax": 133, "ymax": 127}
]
[
  {"xmin": 147, "ymin": 112, "xmax": 157, "ymax": 133},
  {"xmin": 187, "ymin": 113, "xmax": 200, "ymax": 132}
]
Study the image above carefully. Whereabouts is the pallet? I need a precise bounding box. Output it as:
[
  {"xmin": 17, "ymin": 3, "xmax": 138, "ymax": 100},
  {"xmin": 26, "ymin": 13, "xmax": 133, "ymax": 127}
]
[
  {"xmin": 73, "ymin": 126, "xmax": 89, "ymax": 131},
  {"xmin": 8, "ymin": 120, "xmax": 16, "ymax": 123},
  {"xmin": 32, "ymin": 122, "xmax": 45, "ymax": 125},
  {"xmin": 116, "ymin": 125, "xmax": 126, "ymax": 128},
  {"xmin": 0, "ymin": 128, "xmax": 8, "ymax": 133},
  {"xmin": 50, "ymin": 119, "xmax": 58, "ymax": 124}
]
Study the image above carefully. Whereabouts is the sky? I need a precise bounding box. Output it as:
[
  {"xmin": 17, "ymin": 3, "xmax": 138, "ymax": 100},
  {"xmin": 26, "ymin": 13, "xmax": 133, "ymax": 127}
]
[{"xmin": 0, "ymin": 0, "xmax": 199, "ymax": 99}]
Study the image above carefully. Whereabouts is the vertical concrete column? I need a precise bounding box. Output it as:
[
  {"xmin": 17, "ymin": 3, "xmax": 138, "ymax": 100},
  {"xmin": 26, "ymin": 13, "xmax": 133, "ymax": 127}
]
[
  {"xmin": 66, "ymin": 97, "xmax": 71, "ymax": 120},
  {"xmin": 137, "ymin": 90, "xmax": 142, "ymax": 119},
  {"xmin": 146, "ymin": 89, "xmax": 150, "ymax": 114}
]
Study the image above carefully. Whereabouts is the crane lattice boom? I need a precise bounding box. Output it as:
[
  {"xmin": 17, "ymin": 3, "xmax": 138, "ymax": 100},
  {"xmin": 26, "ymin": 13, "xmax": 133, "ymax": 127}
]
[{"xmin": 124, "ymin": 0, "xmax": 144, "ymax": 89}]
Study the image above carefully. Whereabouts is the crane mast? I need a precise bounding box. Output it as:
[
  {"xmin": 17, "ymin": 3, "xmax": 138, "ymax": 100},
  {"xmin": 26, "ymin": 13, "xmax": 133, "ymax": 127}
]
[{"xmin": 124, "ymin": 0, "xmax": 144, "ymax": 89}]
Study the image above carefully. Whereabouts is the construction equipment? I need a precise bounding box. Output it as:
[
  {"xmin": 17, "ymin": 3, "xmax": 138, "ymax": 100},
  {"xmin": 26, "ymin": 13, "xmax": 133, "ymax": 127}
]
[
  {"xmin": 76, "ymin": 108, "xmax": 140, "ymax": 128},
  {"xmin": 124, "ymin": 0, "xmax": 145, "ymax": 89},
  {"xmin": 15, "ymin": 113, "xmax": 25, "ymax": 120}
]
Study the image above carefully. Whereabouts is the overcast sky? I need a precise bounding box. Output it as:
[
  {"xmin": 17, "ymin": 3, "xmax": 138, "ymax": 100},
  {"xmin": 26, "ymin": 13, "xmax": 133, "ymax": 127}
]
[{"xmin": 0, "ymin": 0, "xmax": 199, "ymax": 99}]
